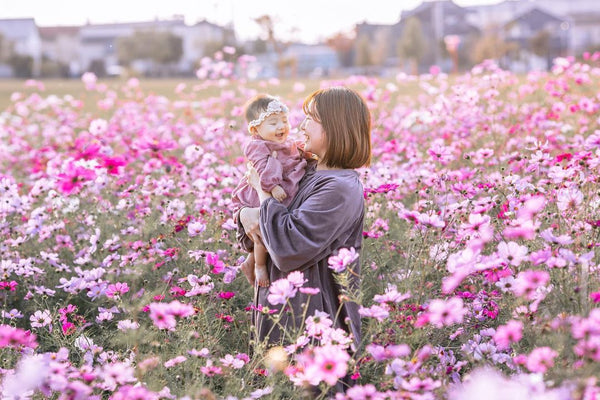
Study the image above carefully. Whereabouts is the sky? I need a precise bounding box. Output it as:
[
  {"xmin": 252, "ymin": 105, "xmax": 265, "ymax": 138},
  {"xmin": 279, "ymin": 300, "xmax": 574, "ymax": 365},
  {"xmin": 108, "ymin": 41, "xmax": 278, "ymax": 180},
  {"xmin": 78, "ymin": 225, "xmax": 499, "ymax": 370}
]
[{"xmin": 1, "ymin": 0, "xmax": 502, "ymax": 43}]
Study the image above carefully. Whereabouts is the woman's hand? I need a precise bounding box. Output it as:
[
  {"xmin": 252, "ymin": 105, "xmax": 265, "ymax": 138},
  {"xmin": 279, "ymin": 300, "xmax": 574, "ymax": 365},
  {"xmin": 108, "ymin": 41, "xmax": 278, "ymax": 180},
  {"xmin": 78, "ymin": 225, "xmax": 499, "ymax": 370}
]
[
  {"xmin": 246, "ymin": 162, "xmax": 261, "ymax": 191},
  {"xmin": 240, "ymin": 207, "xmax": 262, "ymax": 244},
  {"xmin": 246, "ymin": 163, "xmax": 272, "ymax": 203}
]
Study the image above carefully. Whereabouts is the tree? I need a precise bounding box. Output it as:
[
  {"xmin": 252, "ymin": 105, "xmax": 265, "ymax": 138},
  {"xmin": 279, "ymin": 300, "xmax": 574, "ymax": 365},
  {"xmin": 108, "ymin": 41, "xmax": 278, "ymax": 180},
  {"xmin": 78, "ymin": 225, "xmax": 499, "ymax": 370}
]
[
  {"xmin": 117, "ymin": 30, "xmax": 183, "ymax": 67},
  {"xmin": 326, "ymin": 32, "xmax": 354, "ymax": 68},
  {"xmin": 88, "ymin": 59, "xmax": 106, "ymax": 77},
  {"xmin": 253, "ymin": 14, "xmax": 296, "ymax": 78},
  {"xmin": 355, "ymin": 35, "xmax": 372, "ymax": 68},
  {"xmin": 371, "ymin": 29, "xmax": 390, "ymax": 67},
  {"xmin": 471, "ymin": 25, "xmax": 517, "ymax": 65},
  {"xmin": 0, "ymin": 33, "xmax": 13, "ymax": 62},
  {"xmin": 398, "ymin": 17, "xmax": 426, "ymax": 74},
  {"xmin": 529, "ymin": 29, "xmax": 550, "ymax": 58}
]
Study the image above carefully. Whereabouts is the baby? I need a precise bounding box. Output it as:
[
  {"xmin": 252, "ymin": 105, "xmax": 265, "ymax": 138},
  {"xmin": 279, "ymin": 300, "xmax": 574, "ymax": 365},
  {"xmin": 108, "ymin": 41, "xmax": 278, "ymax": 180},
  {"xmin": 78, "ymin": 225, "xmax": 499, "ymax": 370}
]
[{"xmin": 232, "ymin": 94, "xmax": 307, "ymax": 287}]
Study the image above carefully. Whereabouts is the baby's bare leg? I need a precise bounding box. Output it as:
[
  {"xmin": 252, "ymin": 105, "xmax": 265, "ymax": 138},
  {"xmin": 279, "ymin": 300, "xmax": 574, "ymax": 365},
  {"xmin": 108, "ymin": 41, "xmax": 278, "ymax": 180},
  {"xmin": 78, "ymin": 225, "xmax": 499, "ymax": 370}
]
[
  {"xmin": 240, "ymin": 252, "xmax": 256, "ymax": 286},
  {"xmin": 254, "ymin": 242, "xmax": 270, "ymax": 287}
]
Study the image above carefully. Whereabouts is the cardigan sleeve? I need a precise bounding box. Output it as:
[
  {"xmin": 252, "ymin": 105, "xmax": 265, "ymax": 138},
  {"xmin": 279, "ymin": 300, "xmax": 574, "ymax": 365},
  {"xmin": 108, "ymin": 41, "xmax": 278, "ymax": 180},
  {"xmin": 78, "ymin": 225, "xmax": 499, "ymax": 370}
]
[{"xmin": 259, "ymin": 177, "xmax": 364, "ymax": 272}]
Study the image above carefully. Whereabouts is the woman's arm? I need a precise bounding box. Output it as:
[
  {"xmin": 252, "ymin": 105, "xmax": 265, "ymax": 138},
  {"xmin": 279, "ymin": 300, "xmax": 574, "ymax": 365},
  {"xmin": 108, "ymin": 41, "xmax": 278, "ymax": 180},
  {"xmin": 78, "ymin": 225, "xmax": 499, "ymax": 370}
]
[
  {"xmin": 246, "ymin": 163, "xmax": 272, "ymax": 203},
  {"xmin": 239, "ymin": 206, "xmax": 261, "ymax": 245},
  {"xmin": 259, "ymin": 178, "xmax": 364, "ymax": 272}
]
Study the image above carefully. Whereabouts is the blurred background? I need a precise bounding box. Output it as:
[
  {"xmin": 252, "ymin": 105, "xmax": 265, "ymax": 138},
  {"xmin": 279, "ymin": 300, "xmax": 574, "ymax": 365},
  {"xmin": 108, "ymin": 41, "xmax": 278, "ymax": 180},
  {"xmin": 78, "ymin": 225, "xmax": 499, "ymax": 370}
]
[{"xmin": 0, "ymin": 0, "xmax": 599, "ymax": 79}]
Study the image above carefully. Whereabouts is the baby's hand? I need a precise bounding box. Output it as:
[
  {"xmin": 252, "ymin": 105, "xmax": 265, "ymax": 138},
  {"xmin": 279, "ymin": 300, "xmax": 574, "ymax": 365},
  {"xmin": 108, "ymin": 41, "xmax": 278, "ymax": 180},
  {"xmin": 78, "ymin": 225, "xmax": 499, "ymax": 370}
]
[{"xmin": 271, "ymin": 185, "xmax": 287, "ymax": 202}]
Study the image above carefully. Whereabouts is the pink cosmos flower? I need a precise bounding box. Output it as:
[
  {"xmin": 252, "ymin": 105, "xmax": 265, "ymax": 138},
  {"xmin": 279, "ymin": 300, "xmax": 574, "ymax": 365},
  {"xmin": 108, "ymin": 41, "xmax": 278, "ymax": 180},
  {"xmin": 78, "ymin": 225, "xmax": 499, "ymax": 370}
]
[
  {"xmin": 117, "ymin": 319, "xmax": 140, "ymax": 331},
  {"xmin": 57, "ymin": 162, "xmax": 97, "ymax": 195},
  {"xmin": 287, "ymin": 271, "xmax": 307, "ymax": 287},
  {"xmin": 100, "ymin": 156, "xmax": 127, "ymax": 175},
  {"xmin": 30, "ymin": 310, "xmax": 52, "ymax": 329},
  {"xmin": 503, "ymin": 219, "xmax": 539, "ymax": 240},
  {"xmin": 148, "ymin": 303, "xmax": 177, "ymax": 330},
  {"xmin": 0, "ymin": 325, "xmax": 38, "ymax": 349},
  {"xmin": 496, "ymin": 241, "xmax": 528, "ymax": 266},
  {"xmin": 517, "ymin": 195, "xmax": 546, "ymax": 220},
  {"xmin": 187, "ymin": 220, "xmax": 206, "ymax": 237},
  {"xmin": 428, "ymin": 141, "xmax": 454, "ymax": 165},
  {"xmin": 590, "ymin": 291, "xmax": 600, "ymax": 303},
  {"xmin": 358, "ymin": 304, "xmax": 390, "ymax": 322},
  {"xmin": 99, "ymin": 362, "xmax": 136, "ymax": 391},
  {"xmin": 105, "ymin": 282, "xmax": 130, "ymax": 298},
  {"xmin": 220, "ymin": 354, "xmax": 246, "ymax": 369},
  {"xmin": 525, "ymin": 346, "xmax": 558, "ymax": 373},
  {"xmin": 301, "ymin": 345, "xmax": 350, "ymax": 386},
  {"xmin": 344, "ymin": 384, "xmax": 386, "ymax": 400},
  {"xmin": 184, "ymin": 274, "xmax": 214, "ymax": 296},
  {"xmin": 401, "ymin": 376, "xmax": 441, "ymax": 392},
  {"xmin": 200, "ymin": 360, "xmax": 223, "ymax": 376},
  {"xmin": 418, "ymin": 211, "xmax": 445, "ymax": 228},
  {"xmin": 205, "ymin": 251, "xmax": 225, "ymax": 274},
  {"xmin": 89, "ymin": 118, "xmax": 107, "ymax": 135},
  {"xmin": 459, "ymin": 214, "xmax": 493, "ymax": 242},
  {"xmin": 373, "ymin": 284, "xmax": 410, "ymax": 304},
  {"xmin": 427, "ymin": 297, "xmax": 467, "ymax": 328},
  {"xmin": 366, "ymin": 343, "xmax": 411, "ymax": 361},
  {"xmin": 164, "ymin": 355, "xmax": 187, "ymax": 368},
  {"xmin": 166, "ymin": 300, "xmax": 195, "ymax": 318},
  {"xmin": 328, "ymin": 247, "xmax": 359, "ymax": 273},
  {"xmin": 493, "ymin": 320, "xmax": 523, "ymax": 350},
  {"xmin": 267, "ymin": 278, "xmax": 297, "ymax": 305},
  {"xmin": 111, "ymin": 386, "xmax": 159, "ymax": 400},
  {"xmin": 512, "ymin": 270, "xmax": 550, "ymax": 300},
  {"xmin": 305, "ymin": 310, "xmax": 334, "ymax": 338},
  {"xmin": 556, "ymin": 187, "xmax": 583, "ymax": 212},
  {"xmin": 1, "ymin": 354, "xmax": 49, "ymax": 398},
  {"xmin": 539, "ymin": 228, "xmax": 573, "ymax": 245},
  {"xmin": 81, "ymin": 72, "xmax": 97, "ymax": 89}
]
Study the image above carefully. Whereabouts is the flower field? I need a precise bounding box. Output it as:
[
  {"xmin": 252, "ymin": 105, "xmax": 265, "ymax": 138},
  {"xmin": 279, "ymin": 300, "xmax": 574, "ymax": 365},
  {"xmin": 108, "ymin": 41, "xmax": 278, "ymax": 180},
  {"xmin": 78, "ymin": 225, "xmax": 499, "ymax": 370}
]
[{"xmin": 1, "ymin": 53, "xmax": 600, "ymax": 399}]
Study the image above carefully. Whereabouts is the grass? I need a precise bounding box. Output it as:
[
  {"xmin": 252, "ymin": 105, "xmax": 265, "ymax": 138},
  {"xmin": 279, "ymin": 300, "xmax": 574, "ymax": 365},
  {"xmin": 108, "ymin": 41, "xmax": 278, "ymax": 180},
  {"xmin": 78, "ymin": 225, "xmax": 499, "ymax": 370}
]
[{"xmin": 0, "ymin": 75, "xmax": 431, "ymax": 113}]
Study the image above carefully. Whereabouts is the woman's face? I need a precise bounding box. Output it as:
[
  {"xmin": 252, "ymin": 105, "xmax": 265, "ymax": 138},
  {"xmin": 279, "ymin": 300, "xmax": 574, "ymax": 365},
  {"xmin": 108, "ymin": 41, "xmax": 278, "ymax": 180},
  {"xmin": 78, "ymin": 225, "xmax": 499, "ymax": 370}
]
[{"xmin": 299, "ymin": 105, "xmax": 327, "ymax": 160}]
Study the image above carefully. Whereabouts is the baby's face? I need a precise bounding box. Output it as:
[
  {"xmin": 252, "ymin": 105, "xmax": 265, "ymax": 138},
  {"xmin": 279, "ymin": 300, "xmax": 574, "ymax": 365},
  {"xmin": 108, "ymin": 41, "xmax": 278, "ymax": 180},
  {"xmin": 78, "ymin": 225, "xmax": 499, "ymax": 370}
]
[{"xmin": 255, "ymin": 112, "xmax": 290, "ymax": 144}]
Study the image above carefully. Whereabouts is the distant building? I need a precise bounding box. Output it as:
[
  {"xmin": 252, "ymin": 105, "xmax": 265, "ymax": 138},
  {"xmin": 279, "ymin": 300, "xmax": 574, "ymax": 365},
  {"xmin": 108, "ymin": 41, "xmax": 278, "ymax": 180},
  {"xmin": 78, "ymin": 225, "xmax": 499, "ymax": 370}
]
[
  {"xmin": 503, "ymin": 8, "xmax": 569, "ymax": 70},
  {"xmin": 78, "ymin": 17, "xmax": 234, "ymax": 76},
  {"xmin": 399, "ymin": 0, "xmax": 479, "ymax": 67},
  {"xmin": 466, "ymin": 0, "xmax": 600, "ymax": 55},
  {"xmin": 173, "ymin": 19, "xmax": 236, "ymax": 74},
  {"xmin": 243, "ymin": 43, "xmax": 339, "ymax": 79},
  {"xmin": 284, "ymin": 43, "xmax": 339, "ymax": 77},
  {"xmin": 79, "ymin": 18, "xmax": 186, "ymax": 76},
  {"xmin": 0, "ymin": 18, "xmax": 42, "ymax": 77},
  {"xmin": 355, "ymin": 0, "xmax": 479, "ymax": 73},
  {"xmin": 39, "ymin": 26, "xmax": 81, "ymax": 76}
]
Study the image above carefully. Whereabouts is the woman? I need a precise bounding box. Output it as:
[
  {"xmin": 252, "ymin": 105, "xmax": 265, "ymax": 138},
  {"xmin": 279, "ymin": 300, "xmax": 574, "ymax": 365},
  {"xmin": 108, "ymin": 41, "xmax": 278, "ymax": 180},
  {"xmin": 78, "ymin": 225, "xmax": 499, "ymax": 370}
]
[{"xmin": 238, "ymin": 86, "xmax": 371, "ymax": 352}]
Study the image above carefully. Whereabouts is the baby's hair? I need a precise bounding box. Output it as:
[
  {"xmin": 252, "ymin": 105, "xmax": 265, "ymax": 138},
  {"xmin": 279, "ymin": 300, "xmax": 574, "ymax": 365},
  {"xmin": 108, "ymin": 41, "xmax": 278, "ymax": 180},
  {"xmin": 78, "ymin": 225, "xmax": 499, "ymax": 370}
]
[
  {"xmin": 244, "ymin": 94, "xmax": 284, "ymax": 124},
  {"xmin": 243, "ymin": 94, "xmax": 289, "ymax": 133}
]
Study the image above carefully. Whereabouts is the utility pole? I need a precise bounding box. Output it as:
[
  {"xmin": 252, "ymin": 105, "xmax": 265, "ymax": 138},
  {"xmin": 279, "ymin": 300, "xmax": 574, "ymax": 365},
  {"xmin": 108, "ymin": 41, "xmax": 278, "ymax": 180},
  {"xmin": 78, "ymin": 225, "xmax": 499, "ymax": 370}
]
[{"xmin": 432, "ymin": 1, "xmax": 443, "ymax": 65}]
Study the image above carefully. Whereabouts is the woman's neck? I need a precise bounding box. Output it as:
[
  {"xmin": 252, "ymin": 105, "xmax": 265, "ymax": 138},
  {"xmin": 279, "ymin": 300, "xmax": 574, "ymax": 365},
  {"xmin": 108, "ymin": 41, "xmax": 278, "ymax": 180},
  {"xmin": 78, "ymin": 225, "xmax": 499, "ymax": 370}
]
[{"xmin": 316, "ymin": 162, "xmax": 342, "ymax": 171}]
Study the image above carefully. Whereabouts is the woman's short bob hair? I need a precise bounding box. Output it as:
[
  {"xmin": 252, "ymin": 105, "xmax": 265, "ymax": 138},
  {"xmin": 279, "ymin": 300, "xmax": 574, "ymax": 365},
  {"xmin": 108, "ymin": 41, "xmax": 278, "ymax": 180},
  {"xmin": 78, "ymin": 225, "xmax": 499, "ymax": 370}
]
[{"xmin": 302, "ymin": 86, "xmax": 371, "ymax": 169}]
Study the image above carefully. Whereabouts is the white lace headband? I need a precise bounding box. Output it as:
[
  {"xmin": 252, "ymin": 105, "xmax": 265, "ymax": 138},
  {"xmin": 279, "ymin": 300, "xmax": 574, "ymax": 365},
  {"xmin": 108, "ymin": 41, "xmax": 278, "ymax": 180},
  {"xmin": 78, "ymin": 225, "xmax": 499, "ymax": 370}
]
[{"xmin": 248, "ymin": 99, "xmax": 289, "ymax": 131}]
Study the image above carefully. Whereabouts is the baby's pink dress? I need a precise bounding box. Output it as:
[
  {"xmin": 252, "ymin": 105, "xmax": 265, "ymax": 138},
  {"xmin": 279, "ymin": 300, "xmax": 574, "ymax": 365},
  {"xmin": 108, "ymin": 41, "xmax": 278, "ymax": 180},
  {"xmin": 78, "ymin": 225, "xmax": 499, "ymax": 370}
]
[{"xmin": 232, "ymin": 137, "xmax": 307, "ymax": 211}]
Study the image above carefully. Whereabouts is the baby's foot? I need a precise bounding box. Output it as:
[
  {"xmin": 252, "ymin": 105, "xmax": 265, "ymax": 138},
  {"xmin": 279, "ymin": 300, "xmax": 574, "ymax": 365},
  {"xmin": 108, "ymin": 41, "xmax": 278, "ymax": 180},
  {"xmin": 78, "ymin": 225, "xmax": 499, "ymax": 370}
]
[
  {"xmin": 255, "ymin": 264, "xmax": 270, "ymax": 287},
  {"xmin": 240, "ymin": 258, "xmax": 256, "ymax": 286}
]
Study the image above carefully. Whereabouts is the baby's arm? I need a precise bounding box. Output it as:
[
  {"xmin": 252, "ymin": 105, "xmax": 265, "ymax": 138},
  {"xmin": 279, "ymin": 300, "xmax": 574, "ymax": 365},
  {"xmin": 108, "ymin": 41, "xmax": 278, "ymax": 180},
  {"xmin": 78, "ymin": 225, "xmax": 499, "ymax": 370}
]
[{"xmin": 246, "ymin": 142, "xmax": 288, "ymax": 198}]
